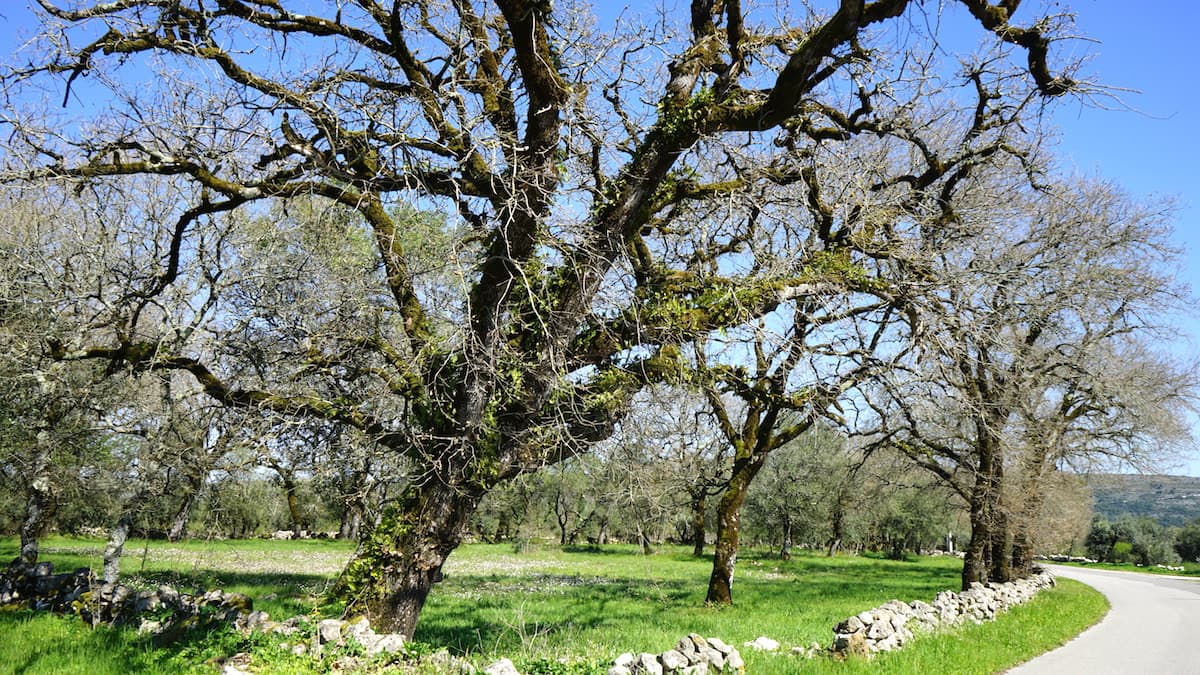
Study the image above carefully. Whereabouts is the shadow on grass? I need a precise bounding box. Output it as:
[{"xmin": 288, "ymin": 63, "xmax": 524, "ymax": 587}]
[
  {"xmin": 0, "ymin": 608, "xmax": 249, "ymax": 674},
  {"xmin": 415, "ymin": 574, "xmax": 700, "ymax": 655},
  {"xmin": 128, "ymin": 569, "xmax": 336, "ymax": 618},
  {"xmin": 558, "ymin": 544, "xmax": 645, "ymax": 556},
  {"xmin": 416, "ymin": 552, "xmax": 966, "ymax": 657}
]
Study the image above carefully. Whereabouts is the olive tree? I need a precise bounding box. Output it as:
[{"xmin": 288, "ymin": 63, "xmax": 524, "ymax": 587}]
[{"xmin": 1, "ymin": 0, "xmax": 1078, "ymax": 634}]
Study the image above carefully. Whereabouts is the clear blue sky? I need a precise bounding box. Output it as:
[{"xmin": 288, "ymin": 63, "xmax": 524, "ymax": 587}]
[
  {"xmin": 1045, "ymin": 2, "xmax": 1200, "ymax": 475},
  {"xmin": 1, "ymin": 1, "xmax": 1198, "ymax": 471}
]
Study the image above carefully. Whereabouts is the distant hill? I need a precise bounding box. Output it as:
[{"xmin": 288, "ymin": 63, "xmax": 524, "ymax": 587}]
[{"xmin": 1085, "ymin": 474, "xmax": 1200, "ymax": 527}]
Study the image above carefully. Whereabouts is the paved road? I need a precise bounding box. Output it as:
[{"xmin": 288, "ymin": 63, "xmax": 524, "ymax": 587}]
[{"xmin": 1008, "ymin": 564, "xmax": 1200, "ymax": 674}]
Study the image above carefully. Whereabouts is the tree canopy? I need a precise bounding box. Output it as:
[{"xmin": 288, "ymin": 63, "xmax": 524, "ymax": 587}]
[{"xmin": 0, "ymin": 0, "xmax": 1098, "ymax": 635}]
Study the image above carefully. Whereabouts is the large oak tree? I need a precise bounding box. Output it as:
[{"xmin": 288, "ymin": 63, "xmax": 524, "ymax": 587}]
[{"xmin": 1, "ymin": 0, "xmax": 1075, "ymax": 635}]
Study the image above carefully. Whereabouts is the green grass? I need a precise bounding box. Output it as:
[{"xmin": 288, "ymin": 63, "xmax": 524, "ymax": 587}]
[
  {"xmin": 0, "ymin": 537, "xmax": 1109, "ymax": 673},
  {"xmin": 416, "ymin": 545, "xmax": 965, "ymax": 665},
  {"xmin": 823, "ymin": 578, "xmax": 1108, "ymax": 674}
]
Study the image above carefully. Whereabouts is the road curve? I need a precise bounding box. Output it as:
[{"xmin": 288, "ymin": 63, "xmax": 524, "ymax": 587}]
[{"xmin": 1007, "ymin": 564, "xmax": 1200, "ymax": 674}]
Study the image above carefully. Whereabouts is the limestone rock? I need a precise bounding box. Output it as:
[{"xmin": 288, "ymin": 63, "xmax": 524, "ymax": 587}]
[
  {"xmin": 317, "ymin": 618, "xmax": 344, "ymax": 644},
  {"xmin": 703, "ymin": 648, "xmax": 725, "ymax": 671},
  {"xmin": 725, "ymin": 649, "xmax": 744, "ymax": 673},
  {"xmin": 343, "ymin": 618, "xmax": 374, "ymax": 645},
  {"xmin": 675, "ymin": 637, "xmax": 697, "ymax": 663},
  {"xmin": 634, "ymin": 652, "xmax": 663, "ymax": 675},
  {"xmin": 706, "ymin": 637, "xmax": 733, "ymax": 655},
  {"xmin": 484, "ymin": 657, "xmax": 521, "ymax": 675},
  {"xmin": 660, "ymin": 649, "xmax": 689, "ymax": 671},
  {"xmin": 745, "ymin": 636, "xmax": 780, "ymax": 651},
  {"xmin": 834, "ymin": 615, "xmax": 864, "ymax": 634},
  {"xmin": 833, "ymin": 631, "xmax": 867, "ymax": 658}
]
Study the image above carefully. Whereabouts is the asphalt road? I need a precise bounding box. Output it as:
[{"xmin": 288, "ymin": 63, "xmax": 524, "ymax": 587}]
[{"xmin": 1007, "ymin": 564, "xmax": 1200, "ymax": 674}]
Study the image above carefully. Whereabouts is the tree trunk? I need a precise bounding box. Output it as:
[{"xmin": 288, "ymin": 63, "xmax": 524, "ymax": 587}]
[
  {"xmin": 1010, "ymin": 448, "xmax": 1052, "ymax": 577},
  {"xmin": 690, "ymin": 493, "xmax": 707, "ymax": 557},
  {"xmin": 556, "ymin": 491, "xmax": 570, "ymax": 547},
  {"xmin": 335, "ymin": 477, "xmax": 486, "ymax": 638},
  {"xmin": 962, "ymin": 508, "xmax": 989, "ymax": 588},
  {"xmin": 962, "ymin": 468, "xmax": 994, "ymax": 588},
  {"xmin": 827, "ymin": 491, "xmax": 847, "ymax": 557},
  {"xmin": 338, "ymin": 502, "xmax": 364, "ymax": 542},
  {"xmin": 705, "ymin": 454, "xmax": 765, "ymax": 605},
  {"xmin": 960, "ymin": 454, "xmax": 998, "ymax": 586},
  {"xmin": 636, "ymin": 523, "xmax": 653, "ymax": 555},
  {"xmin": 1010, "ymin": 480, "xmax": 1047, "ymax": 577},
  {"xmin": 988, "ymin": 507, "xmax": 1012, "ymax": 582},
  {"xmin": 1010, "ymin": 524, "xmax": 1036, "ymax": 576},
  {"xmin": 103, "ymin": 512, "xmax": 134, "ymax": 584},
  {"xmin": 14, "ymin": 431, "xmax": 57, "ymax": 570},
  {"xmin": 779, "ymin": 515, "xmax": 793, "ymax": 561},
  {"xmin": 281, "ymin": 473, "xmax": 304, "ymax": 534},
  {"xmin": 962, "ymin": 423, "xmax": 1004, "ymax": 590},
  {"xmin": 167, "ymin": 476, "xmax": 204, "ymax": 542}
]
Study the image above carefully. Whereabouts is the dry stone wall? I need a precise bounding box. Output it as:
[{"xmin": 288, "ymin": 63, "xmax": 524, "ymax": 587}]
[
  {"xmin": 607, "ymin": 634, "xmax": 745, "ymax": 674},
  {"xmin": 831, "ymin": 569, "xmax": 1056, "ymax": 657}
]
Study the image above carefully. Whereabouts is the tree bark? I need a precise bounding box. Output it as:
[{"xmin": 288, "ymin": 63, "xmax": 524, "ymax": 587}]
[
  {"xmin": 690, "ymin": 493, "xmax": 707, "ymax": 557},
  {"xmin": 275, "ymin": 467, "xmax": 305, "ymax": 534},
  {"xmin": 705, "ymin": 454, "xmax": 765, "ymax": 605},
  {"xmin": 13, "ymin": 431, "xmax": 57, "ymax": 570},
  {"xmin": 1010, "ymin": 480, "xmax": 1047, "ymax": 577},
  {"xmin": 962, "ymin": 419, "xmax": 1005, "ymax": 590},
  {"xmin": 335, "ymin": 476, "xmax": 486, "ymax": 638},
  {"xmin": 962, "ymin": 503, "xmax": 990, "ymax": 588},
  {"xmin": 338, "ymin": 501, "xmax": 364, "ymax": 542},
  {"xmin": 167, "ymin": 476, "xmax": 204, "ymax": 542},
  {"xmin": 827, "ymin": 494, "xmax": 846, "ymax": 557},
  {"xmin": 988, "ymin": 506, "xmax": 1012, "ymax": 582},
  {"xmin": 962, "ymin": 459, "xmax": 995, "ymax": 588},
  {"xmin": 555, "ymin": 490, "xmax": 571, "ymax": 546},
  {"xmin": 1010, "ymin": 444, "xmax": 1053, "ymax": 577},
  {"xmin": 636, "ymin": 523, "xmax": 653, "ymax": 555},
  {"xmin": 103, "ymin": 512, "xmax": 134, "ymax": 584},
  {"xmin": 779, "ymin": 514, "xmax": 793, "ymax": 561}
]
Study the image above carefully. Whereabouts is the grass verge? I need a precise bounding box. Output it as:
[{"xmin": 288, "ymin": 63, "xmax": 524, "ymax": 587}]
[
  {"xmin": 1054, "ymin": 559, "xmax": 1200, "ymax": 577},
  {"xmin": 822, "ymin": 578, "xmax": 1108, "ymax": 674}
]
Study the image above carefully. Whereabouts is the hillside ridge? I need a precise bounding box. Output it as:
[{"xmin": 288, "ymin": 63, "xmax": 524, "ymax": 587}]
[{"xmin": 1085, "ymin": 473, "xmax": 1200, "ymax": 526}]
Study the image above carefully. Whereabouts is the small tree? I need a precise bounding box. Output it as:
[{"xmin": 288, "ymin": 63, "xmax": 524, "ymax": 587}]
[{"xmin": 1175, "ymin": 519, "xmax": 1200, "ymax": 563}]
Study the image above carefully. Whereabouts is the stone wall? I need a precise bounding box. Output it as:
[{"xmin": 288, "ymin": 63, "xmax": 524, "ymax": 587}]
[
  {"xmin": 607, "ymin": 634, "xmax": 745, "ymax": 674},
  {"xmin": 831, "ymin": 569, "xmax": 1056, "ymax": 657},
  {"xmin": 0, "ymin": 560, "xmax": 264, "ymax": 637}
]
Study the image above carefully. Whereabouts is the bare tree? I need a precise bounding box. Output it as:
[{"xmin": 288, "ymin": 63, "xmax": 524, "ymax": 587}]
[
  {"xmin": 1, "ymin": 0, "xmax": 1079, "ymax": 634},
  {"xmin": 871, "ymin": 175, "xmax": 1194, "ymax": 587},
  {"xmin": 0, "ymin": 196, "xmax": 120, "ymax": 570}
]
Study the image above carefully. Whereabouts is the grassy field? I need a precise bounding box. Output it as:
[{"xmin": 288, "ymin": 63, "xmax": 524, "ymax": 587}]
[{"xmin": 0, "ymin": 536, "xmax": 1108, "ymax": 673}]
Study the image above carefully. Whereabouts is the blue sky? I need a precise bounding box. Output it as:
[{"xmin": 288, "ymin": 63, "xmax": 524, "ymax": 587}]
[
  {"xmin": 1043, "ymin": 2, "xmax": 1200, "ymax": 475},
  {"xmin": 2, "ymin": 1, "xmax": 1198, "ymax": 472}
]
